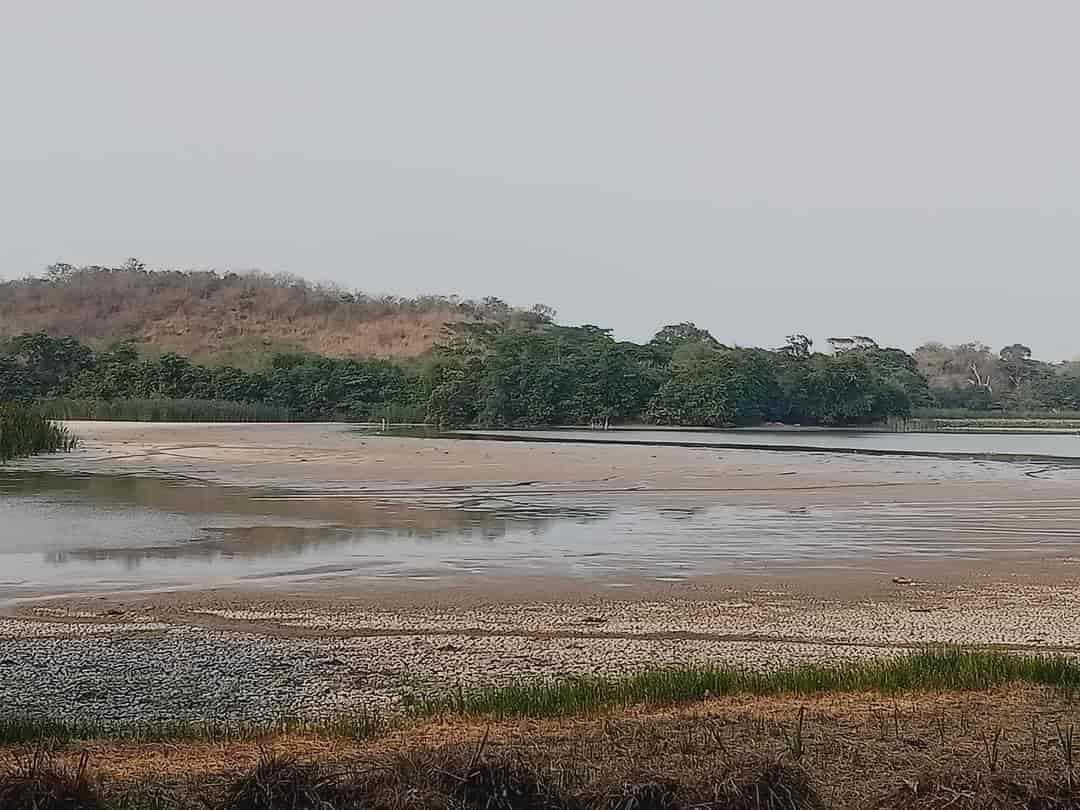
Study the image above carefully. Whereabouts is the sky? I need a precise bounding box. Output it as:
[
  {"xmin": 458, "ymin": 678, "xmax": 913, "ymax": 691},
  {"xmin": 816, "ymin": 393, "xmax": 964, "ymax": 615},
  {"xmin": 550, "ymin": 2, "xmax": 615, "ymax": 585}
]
[{"xmin": 2, "ymin": 2, "xmax": 1078, "ymax": 358}]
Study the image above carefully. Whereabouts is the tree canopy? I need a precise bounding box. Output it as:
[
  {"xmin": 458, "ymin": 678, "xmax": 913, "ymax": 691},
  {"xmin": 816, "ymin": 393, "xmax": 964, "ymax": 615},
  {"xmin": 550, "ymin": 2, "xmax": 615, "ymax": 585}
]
[
  {"xmin": 914, "ymin": 340, "xmax": 1080, "ymax": 411},
  {"xmin": 6, "ymin": 323, "xmax": 1075, "ymax": 427},
  {"xmin": 1, "ymin": 324, "xmax": 928, "ymax": 427}
]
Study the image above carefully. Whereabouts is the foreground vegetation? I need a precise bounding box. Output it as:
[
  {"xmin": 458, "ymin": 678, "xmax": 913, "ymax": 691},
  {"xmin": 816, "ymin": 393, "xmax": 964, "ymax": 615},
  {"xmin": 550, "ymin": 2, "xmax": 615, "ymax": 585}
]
[
  {"xmin": 3, "ymin": 650, "xmax": 1079, "ymax": 807},
  {"xmin": 3, "ymin": 668, "xmax": 1080, "ymax": 809},
  {"xmin": 0, "ymin": 748, "xmax": 827, "ymax": 810},
  {"xmin": 0, "ymin": 749, "xmax": 847, "ymax": 810},
  {"xmin": 3, "ymin": 742, "xmax": 1079, "ymax": 810},
  {"xmin": 0, "ymin": 404, "xmax": 77, "ymax": 462}
]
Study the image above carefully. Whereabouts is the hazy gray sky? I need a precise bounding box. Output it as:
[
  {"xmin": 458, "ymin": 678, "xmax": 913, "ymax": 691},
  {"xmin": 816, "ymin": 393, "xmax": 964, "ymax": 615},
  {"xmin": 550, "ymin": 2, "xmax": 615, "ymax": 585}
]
[{"xmin": 2, "ymin": 2, "xmax": 1078, "ymax": 357}]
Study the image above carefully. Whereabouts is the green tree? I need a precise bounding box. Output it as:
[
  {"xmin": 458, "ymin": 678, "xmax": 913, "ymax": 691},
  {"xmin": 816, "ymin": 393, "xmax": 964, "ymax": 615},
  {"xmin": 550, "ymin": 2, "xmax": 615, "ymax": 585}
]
[
  {"xmin": 648, "ymin": 346, "xmax": 780, "ymax": 427},
  {"xmin": 4, "ymin": 332, "xmax": 94, "ymax": 396},
  {"xmin": 0, "ymin": 356, "xmax": 33, "ymax": 402}
]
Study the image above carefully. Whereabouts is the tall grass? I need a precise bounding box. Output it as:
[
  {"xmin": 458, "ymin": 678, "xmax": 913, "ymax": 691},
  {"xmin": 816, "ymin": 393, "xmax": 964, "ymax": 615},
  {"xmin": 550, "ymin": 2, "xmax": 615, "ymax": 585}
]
[
  {"xmin": 419, "ymin": 649, "xmax": 1080, "ymax": 719},
  {"xmin": 0, "ymin": 404, "xmax": 78, "ymax": 462},
  {"xmin": 891, "ymin": 414, "xmax": 1080, "ymax": 433},
  {"xmin": 35, "ymin": 398, "xmax": 292, "ymax": 423},
  {"xmin": 915, "ymin": 408, "xmax": 1080, "ymax": 421}
]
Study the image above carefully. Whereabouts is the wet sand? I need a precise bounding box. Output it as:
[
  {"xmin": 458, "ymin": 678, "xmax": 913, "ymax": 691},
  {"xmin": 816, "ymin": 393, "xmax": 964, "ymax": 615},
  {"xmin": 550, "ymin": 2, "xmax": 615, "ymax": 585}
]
[
  {"xmin": 2, "ymin": 422, "xmax": 1079, "ymax": 722},
  {"xmin": 9, "ymin": 420, "xmax": 1080, "ymax": 605},
  {"xmin": 33, "ymin": 421, "xmax": 1080, "ymax": 499}
]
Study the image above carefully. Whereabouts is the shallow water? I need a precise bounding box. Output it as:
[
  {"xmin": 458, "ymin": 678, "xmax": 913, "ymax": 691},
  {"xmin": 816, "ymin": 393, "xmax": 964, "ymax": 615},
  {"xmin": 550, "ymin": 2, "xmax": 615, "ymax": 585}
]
[{"xmin": 4, "ymin": 466, "xmax": 1080, "ymax": 600}]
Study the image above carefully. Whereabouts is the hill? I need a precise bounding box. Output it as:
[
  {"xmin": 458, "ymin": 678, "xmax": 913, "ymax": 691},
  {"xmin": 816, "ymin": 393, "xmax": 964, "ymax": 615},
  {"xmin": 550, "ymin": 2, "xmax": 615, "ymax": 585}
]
[{"xmin": 0, "ymin": 261, "xmax": 536, "ymax": 366}]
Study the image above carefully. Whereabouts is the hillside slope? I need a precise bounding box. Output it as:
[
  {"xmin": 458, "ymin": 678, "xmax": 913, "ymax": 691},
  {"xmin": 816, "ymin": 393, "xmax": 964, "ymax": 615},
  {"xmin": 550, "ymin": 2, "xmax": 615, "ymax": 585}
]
[{"xmin": 0, "ymin": 263, "xmax": 527, "ymax": 366}]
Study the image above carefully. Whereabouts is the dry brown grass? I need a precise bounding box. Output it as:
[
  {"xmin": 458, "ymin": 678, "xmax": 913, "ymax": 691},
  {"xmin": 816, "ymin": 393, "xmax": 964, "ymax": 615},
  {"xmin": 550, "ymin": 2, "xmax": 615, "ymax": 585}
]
[
  {"xmin": 4, "ymin": 688, "xmax": 1080, "ymax": 808},
  {"xmin": 0, "ymin": 751, "xmax": 104, "ymax": 809},
  {"xmin": 0, "ymin": 267, "xmax": 511, "ymax": 364},
  {"xmin": 218, "ymin": 751, "xmax": 343, "ymax": 810}
]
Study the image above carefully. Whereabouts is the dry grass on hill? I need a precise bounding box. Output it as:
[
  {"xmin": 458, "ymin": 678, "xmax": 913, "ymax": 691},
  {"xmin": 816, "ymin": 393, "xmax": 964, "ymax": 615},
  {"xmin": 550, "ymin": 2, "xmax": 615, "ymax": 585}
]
[{"xmin": 0, "ymin": 264, "xmax": 533, "ymax": 366}]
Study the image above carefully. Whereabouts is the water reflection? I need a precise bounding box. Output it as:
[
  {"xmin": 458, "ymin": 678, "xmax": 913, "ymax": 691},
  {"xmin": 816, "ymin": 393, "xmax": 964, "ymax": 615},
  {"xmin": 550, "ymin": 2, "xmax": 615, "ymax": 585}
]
[
  {"xmin": 5, "ymin": 468, "xmax": 1080, "ymax": 596},
  {"xmin": 0, "ymin": 470, "xmax": 614, "ymax": 586}
]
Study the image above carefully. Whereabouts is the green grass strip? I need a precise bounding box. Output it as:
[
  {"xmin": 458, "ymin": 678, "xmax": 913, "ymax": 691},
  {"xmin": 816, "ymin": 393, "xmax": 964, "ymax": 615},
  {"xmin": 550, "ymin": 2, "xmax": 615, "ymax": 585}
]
[
  {"xmin": 0, "ymin": 710, "xmax": 385, "ymax": 746},
  {"xmin": 418, "ymin": 649, "xmax": 1080, "ymax": 719}
]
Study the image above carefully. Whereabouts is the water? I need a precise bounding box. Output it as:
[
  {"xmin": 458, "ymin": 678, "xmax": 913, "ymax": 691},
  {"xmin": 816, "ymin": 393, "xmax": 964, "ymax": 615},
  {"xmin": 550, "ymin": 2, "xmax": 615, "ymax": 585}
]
[
  {"xmin": 4, "ymin": 462, "xmax": 1080, "ymax": 600},
  {"xmin": 455, "ymin": 427, "xmax": 1080, "ymax": 460}
]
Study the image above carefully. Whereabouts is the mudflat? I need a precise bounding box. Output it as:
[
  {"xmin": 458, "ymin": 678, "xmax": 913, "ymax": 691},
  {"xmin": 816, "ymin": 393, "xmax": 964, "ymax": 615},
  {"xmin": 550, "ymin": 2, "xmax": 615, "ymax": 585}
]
[
  {"xmin": 3, "ymin": 422, "xmax": 1080, "ymax": 723},
  {"xmin": 37, "ymin": 421, "xmax": 1080, "ymax": 500}
]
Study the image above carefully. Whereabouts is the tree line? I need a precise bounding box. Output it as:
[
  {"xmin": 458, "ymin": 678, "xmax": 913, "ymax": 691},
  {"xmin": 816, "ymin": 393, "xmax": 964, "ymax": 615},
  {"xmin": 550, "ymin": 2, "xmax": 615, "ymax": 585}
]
[
  {"xmin": 913, "ymin": 341, "xmax": 1080, "ymax": 412},
  {"xmin": 4, "ymin": 320, "xmax": 1079, "ymax": 426},
  {"xmin": 8, "ymin": 260, "xmax": 1079, "ymax": 424},
  {"xmin": 1, "ymin": 322, "xmax": 938, "ymax": 427}
]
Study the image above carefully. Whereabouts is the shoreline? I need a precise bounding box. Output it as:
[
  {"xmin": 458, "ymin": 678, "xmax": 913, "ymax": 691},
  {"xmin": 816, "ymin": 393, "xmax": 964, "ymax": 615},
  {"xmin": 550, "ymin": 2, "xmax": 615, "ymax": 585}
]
[
  {"xmin": 3, "ymin": 422, "xmax": 1080, "ymax": 727},
  {"xmin": 451, "ymin": 427, "xmax": 1080, "ymax": 465}
]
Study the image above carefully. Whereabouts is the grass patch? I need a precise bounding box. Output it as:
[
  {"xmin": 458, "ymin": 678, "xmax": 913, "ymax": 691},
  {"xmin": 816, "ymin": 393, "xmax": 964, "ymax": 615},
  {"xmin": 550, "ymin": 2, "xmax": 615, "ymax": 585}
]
[
  {"xmin": 0, "ymin": 711, "xmax": 385, "ymax": 746},
  {"xmin": 6, "ymin": 679, "xmax": 1080, "ymax": 809},
  {"xmin": 4, "ymin": 733, "xmax": 1080, "ymax": 810},
  {"xmin": 35, "ymin": 398, "xmax": 293, "ymax": 423},
  {"xmin": 220, "ymin": 751, "xmax": 341, "ymax": 810},
  {"xmin": 219, "ymin": 749, "xmax": 824, "ymax": 810},
  {"xmin": 417, "ymin": 649, "xmax": 1080, "ymax": 720},
  {"xmin": 0, "ymin": 404, "xmax": 78, "ymax": 462},
  {"xmin": 872, "ymin": 769, "xmax": 1080, "ymax": 810}
]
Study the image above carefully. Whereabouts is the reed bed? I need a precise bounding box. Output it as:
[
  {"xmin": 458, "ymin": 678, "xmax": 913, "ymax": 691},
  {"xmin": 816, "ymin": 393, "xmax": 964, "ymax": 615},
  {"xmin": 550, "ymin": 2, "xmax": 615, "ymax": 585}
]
[
  {"xmin": 889, "ymin": 414, "xmax": 1080, "ymax": 433},
  {"xmin": 35, "ymin": 398, "xmax": 293, "ymax": 423},
  {"xmin": 0, "ymin": 404, "xmax": 78, "ymax": 462},
  {"xmin": 914, "ymin": 408, "xmax": 1080, "ymax": 421}
]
